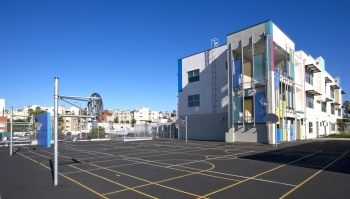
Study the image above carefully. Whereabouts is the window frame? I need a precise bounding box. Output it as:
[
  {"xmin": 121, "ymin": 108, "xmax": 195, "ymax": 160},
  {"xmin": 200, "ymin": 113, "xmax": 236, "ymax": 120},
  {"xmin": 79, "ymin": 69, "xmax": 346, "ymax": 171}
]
[
  {"xmin": 306, "ymin": 95, "xmax": 314, "ymax": 108},
  {"xmin": 331, "ymin": 104, "xmax": 335, "ymax": 115},
  {"xmin": 188, "ymin": 69, "xmax": 200, "ymax": 83},
  {"xmin": 330, "ymin": 88, "xmax": 335, "ymax": 98},
  {"xmin": 321, "ymin": 102, "xmax": 327, "ymax": 112},
  {"xmin": 188, "ymin": 94, "xmax": 200, "ymax": 107},
  {"xmin": 331, "ymin": 123, "xmax": 335, "ymax": 131},
  {"xmin": 309, "ymin": 122, "xmax": 313, "ymax": 133},
  {"xmin": 305, "ymin": 70, "xmax": 313, "ymax": 85}
]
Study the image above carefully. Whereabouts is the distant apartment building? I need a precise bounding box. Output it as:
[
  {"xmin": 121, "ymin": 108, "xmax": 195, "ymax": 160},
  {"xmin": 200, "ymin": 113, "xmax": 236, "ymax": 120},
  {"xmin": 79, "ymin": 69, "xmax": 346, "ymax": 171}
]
[
  {"xmin": 149, "ymin": 110, "xmax": 162, "ymax": 120},
  {"xmin": 112, "ymin": 108, "xmax": 163, "ymax": 124},
  {"xmin": 0, "ymin": 99, "xmax": 7, "ymax": 134},
  {"xmin": 0, "ymin": 99, "xmax": 5, "ymax": 116}
]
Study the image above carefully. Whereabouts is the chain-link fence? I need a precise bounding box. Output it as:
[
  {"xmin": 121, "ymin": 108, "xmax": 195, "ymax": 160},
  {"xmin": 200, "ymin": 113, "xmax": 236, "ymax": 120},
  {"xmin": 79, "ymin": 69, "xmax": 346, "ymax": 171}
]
[
  {"xmin": 0, "ymin": 122, "xmax": 36, "ymax": 146},
  {"xmin": 109, "ymin": 123, "xmax": 153, "ymax": 141},
  {"xmin": 156, "ymin": 123, "xmax": 178, "ymax": 139}
]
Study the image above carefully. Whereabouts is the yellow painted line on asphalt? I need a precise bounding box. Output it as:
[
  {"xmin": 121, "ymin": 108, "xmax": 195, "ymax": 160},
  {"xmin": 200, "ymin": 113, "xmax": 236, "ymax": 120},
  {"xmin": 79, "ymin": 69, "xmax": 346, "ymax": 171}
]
[
  {"xmin": 18, "ymin": 152, "xmax": 38, "ymax": 163},
  {"xmin": 279, "ymin": 150, "xmax": 349, "ymax": 199},
  {"xmin": 70, "ymin": 164, "xmax": 158, "ymax": 199},
  {"xmin": 199, "ymin": 150, "xmax": 322, "ymax": 198},
  {"xmin": 206, "ymin": 155, "xmax": 237, "ymax": 160},
  {"xmin": 18, "ymin": 152, "xmax": 108, "ymax": 199},
  {"xmin": 89, "ymin": 161, "xmax": 209, "ymax": 198}
]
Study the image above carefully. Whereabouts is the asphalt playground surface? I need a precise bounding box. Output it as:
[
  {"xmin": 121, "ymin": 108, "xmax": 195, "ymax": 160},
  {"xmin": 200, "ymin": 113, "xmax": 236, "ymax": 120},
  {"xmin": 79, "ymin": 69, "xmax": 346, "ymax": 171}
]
[{"xmin": 1, "ymin": 139, "xmax": 350, "ymax": 199}]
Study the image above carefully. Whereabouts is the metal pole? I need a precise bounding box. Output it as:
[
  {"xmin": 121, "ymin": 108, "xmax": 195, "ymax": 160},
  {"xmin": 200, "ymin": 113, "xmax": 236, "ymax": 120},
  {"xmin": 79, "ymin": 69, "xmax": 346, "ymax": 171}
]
[
  {"xmin": 228, "ymin": 44, "xmax": 232, "ymax": 129},
  {"xmin": 54, "ymin": 77, "xmax": 59, "ymax": 186},
  {"xmin": 10, "ymin": 107, "xmax": 13, "ymax": 156},
  {"xmin": 252, "ymin": 29, "xmax": 255, "ymax": 127},
  {"xmin": 178, "ymin": 124, "xmax": 180, "ymax": 140},
  {"xmin": 185, "ymin": 116, "xmax": 187, "ymax": 143},
  {"xmin": 241, "ymin": 32, "xmax": 245, "ymax": 128}
]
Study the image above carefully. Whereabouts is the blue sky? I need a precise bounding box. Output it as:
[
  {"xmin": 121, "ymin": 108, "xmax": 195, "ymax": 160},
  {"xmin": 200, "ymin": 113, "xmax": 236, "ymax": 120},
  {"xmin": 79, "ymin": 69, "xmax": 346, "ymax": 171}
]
[{"xmin": 1, "ymin": 0, "xmax": 350, "ymax": 112}]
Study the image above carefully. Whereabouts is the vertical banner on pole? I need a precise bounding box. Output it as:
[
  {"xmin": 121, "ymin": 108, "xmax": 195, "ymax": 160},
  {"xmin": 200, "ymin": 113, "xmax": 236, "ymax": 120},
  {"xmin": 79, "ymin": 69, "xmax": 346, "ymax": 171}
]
[{"xmin": 38, "ymin": 112, "xmax": 51, "ymax": 147}]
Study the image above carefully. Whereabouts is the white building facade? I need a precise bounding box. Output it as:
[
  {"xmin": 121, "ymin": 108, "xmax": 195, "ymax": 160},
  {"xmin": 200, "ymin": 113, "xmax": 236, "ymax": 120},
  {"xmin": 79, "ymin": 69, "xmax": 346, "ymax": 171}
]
[{"xmin": 178, "ymin": 20, "xmax": 345, "ymax": 143}]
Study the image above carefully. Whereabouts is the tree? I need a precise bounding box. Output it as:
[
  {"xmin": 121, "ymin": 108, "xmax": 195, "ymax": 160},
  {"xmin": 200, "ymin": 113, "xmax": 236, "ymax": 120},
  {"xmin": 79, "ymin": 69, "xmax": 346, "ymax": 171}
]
[
  {"xmin": 58, "ymin": 116, "xmax": 64, "ymax": 134},
  {"xmin": 343, "ymin": 101, "xmax": 350, "ymax": 117},
  {"xmin": 26, "ymin": 107, "xmax": 47, "ymax": 122},
  {"xmin": 120, "ymin": 120, "xmax": 124, "ymax": 123},
  {"xmin": 88, "ymin": 126, "xmax": 106, "ymax": 139},
  {"xmin": 125, "ymin": 120, "xmax": 130, "ymax": 124},
  {"xmin": 114, "ymin": 117, "xmax": 119, "ymax": 123},
  {"xmin": 337, "ymin": 119, "xmax": 345, "ymax": 132},
  {"xmin": 131, "ymin": 119, "xmax": 136, "ymax": 127},
  {"xmin": 81, "ymin": 108, "xmax": 87, "ymax": 115},
  {"xmin": 172, "ymin": 110, "xmax": 176, "ymax": 113}
]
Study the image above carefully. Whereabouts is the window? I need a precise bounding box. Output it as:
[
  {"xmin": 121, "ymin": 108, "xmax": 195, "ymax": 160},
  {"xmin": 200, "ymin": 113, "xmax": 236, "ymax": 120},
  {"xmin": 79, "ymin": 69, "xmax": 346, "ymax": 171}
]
[
  {"xmin": 306, "ymin": 95, "xmax": 314, "ymax": 108},
  {"xmin": 338, "ymin": 109, "xmax": 341, "ymax": 116},
  {"xmin": 331, "ymin": 123, "xmax": 335, "ymax": 131},
  {"xmin": 331, "ymin": 105, "xmax": 335, "ymax": 115},
  {"xmin": 188, "ymin": 69, "xmax": 199, "ymax": 82},
  {"xmin": 330, "ymin": 89, "xmax": 334, "ymax": 98},
  {"xmin": 188, "ymin": 94, "xmax": 200, "ymax": 107},
  {"xmin": 305, "ymin": 71, "xmax": 313, "ymax": 85},
  {"xmin": 309, "ymin": 122, "xmax": 313, "ymax": 133},
  {"xmin": 321, "ymin": 102, "xmax": 327, "ymax": 112}
]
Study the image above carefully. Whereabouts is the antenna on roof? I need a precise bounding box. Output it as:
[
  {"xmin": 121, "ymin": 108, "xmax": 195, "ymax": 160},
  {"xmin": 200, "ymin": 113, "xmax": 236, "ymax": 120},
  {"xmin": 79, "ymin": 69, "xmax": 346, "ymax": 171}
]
[{"xmin": 211, "ymin": 38, "xmax": 219, "ymax": 49}]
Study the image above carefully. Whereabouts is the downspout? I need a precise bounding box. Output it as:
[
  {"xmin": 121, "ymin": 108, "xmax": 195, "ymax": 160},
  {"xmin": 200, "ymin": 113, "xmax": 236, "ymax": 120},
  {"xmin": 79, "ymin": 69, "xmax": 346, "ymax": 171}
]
[{"xmin": 302, "ymin": 54, "xmax": 307, "ymax": 139}]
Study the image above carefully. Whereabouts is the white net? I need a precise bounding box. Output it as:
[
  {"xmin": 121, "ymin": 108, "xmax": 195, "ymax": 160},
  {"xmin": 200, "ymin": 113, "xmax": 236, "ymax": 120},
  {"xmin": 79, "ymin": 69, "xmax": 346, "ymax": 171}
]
[{"xmin": 36, "ymin": 123, "xmax": 42, "ymax": 130}]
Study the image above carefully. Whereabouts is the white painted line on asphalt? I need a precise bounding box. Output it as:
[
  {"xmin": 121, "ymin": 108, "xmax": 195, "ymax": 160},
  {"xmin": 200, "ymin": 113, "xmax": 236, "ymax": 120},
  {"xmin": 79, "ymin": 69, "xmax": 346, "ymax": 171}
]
[
  {"xmin": 206, "ymin": 170, "xmax": 296, "ymax": 187},
  {"xmin": 165, "ymin": 151, "xmax": 255, "ymax": 168}
]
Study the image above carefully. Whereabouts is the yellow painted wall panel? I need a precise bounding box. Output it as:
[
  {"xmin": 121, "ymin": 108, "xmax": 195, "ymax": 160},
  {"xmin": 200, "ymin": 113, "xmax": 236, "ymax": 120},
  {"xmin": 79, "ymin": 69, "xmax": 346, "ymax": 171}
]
[
  {"xmin": 243, "ymin": 62, "xmax": 252, "ymax": 86},
  {"xmin": 244, "ymin": 98, "xmax": 253, "ymax": 123}
]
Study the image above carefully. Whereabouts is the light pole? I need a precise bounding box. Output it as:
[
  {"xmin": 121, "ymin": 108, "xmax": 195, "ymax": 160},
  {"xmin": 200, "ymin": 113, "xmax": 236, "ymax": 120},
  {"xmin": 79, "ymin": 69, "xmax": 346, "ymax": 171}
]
[{"xmin": 74, "ymin": 102, "xmax": 82, "ymax": 138}]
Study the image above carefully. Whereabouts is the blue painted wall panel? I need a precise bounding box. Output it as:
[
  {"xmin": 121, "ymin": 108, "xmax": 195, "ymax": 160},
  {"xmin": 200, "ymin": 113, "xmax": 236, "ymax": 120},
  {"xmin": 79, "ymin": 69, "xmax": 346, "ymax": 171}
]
[
  {"xmin": 253, "ymin": 54, "xmax": 265, "ymax": 84},
  {"xmin": 277, "ymin": 128, "xmax": 282, "ymax": 142},
  {"xmin": 290, "ymin": 125, "xmax": 294, "ymax": 141},
  {"xmin": 233, "ymin": 96, "xmax": 243, "ymax": 123},
  {"xmin": 232, "ymin": 59, "xmax": 242, "ymax": 88},
  {"xmin": 275, "ymin": 71, "xmax": 279, "ymax": 89},
  {"xmin": 288, "ymin": 91, "xmax": 290, "ymax": 108},
  {"xmin": 254, "ymin": 92, "xmax": 266, "ymax": 123},
  {"xmin": 178, "ymin": 59, "xmax": 182, "ymax": 92}
]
